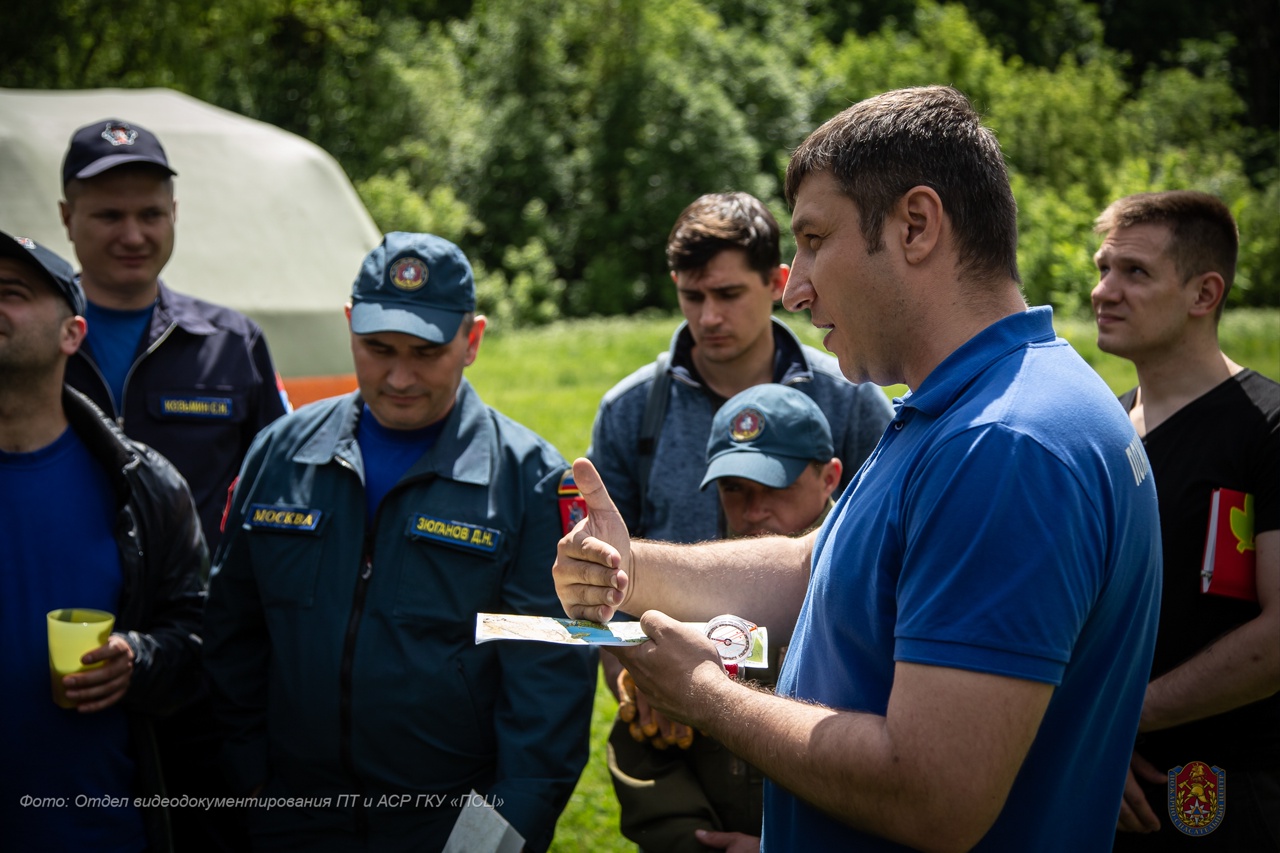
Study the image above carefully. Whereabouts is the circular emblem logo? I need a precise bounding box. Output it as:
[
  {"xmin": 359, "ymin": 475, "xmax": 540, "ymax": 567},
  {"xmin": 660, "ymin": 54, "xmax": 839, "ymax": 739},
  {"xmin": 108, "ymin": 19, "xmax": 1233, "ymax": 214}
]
[
  {"xmin": 390, "ymin": 257, "xmax": 428, "ymax": 291},
  {"xmin": 101, "ymin": 122, "xmax": 138, "ymax": 147},
  {"xmin": 730, "ymin": 408, "xmax": 765, "ymax": 443}
]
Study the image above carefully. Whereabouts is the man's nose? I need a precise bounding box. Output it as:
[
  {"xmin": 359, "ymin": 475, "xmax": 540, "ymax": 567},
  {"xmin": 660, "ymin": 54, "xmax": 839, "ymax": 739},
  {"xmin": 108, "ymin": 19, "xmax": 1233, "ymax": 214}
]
[
  {"xmin": 743, "ymin": 492, "xmax": 770, "ymax": 520},
  {"xmin": 385, "ymin": 357, "xmax": 416, "ymax": 389},
  {"xmin": 700, "ymin": 300, "xmax": 723, "ymax": 327},
  {"xmin": 1090, "ymin": 272, "xmax": 1116, "ymax": 306},
  {"xmin": 783, "ymin": 258, "xmax": 813, "ymax": 313},
  {"xmin": 118, "ymin": 217, "xmax": 145, "ymax": 246}
]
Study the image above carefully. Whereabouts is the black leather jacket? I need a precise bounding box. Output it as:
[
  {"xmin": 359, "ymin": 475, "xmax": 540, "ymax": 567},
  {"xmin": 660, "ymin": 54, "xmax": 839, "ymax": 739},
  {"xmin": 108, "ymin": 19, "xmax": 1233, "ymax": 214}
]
[{"xmin": 64, "ymin": 387, "xmax": 209, "ymax": 852}]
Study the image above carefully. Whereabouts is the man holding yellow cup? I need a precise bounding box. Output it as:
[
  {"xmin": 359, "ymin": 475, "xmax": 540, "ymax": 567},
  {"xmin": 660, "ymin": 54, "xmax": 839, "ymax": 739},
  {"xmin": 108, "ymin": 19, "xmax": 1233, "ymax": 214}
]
[
  {"xmin": 0, "ymin": 231, "xmax": 206, "ymax": 853},
  {"xmin": 46, "ymin": 608, "xmax": 117, "ymax": 709}
]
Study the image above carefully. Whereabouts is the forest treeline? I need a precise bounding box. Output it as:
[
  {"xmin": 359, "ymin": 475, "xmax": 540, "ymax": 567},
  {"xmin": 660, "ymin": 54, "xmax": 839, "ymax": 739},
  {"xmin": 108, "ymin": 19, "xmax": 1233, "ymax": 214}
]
[{"xmin": 6, "ymin": 0, "xmax": 1276, "ymax": 324}]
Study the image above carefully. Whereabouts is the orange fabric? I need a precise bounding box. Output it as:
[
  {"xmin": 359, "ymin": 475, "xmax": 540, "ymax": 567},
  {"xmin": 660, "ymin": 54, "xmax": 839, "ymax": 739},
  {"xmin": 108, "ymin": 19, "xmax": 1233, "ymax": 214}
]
[{"xmin": 281, "ymin": 374, "xmax": 358, "ymax": 408}]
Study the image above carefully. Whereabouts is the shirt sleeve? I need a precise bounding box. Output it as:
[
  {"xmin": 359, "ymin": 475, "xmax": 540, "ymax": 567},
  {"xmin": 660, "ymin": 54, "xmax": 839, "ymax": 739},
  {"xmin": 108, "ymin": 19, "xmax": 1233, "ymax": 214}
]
[{"xmin": 893, "ymin": 425, "xmax": 1107, "ymax": 685}]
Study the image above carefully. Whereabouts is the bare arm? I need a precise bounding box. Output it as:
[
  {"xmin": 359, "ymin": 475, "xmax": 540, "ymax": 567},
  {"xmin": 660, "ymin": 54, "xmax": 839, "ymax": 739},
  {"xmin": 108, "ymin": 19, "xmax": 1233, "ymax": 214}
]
[
  {"xmin": 616, "ymin": 613, "xmax": 1053, "ymax": 853},
  {"xmin": 1139, "ymin": 529, "xmax": 1279, "ymax": 731},
  {"xmin": 555, "ymin": 458, "xmax": 812, "ymax": 642}
]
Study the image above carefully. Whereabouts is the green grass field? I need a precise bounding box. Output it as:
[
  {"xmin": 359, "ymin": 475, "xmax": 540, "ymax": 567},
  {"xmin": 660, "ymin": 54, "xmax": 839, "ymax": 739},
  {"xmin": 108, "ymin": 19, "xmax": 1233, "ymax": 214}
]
[{"xmin": 465, "ymin": 308, "xmax": 1279, "ymax": 853}]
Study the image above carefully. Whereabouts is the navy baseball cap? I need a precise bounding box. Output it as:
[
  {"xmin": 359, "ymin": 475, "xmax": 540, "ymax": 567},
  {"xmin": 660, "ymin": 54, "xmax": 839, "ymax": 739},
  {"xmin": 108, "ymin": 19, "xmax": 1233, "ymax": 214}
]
[
  {"xmin": 62, "ymin": 119, "xmax": 177, "ymax": 186},
  {"xmin": 700, "ymin": 385, "xmax": 835, "ymax": 490},
  {"xmin": 350, "ymin": 232, "xmax": 476, "ymax": 344},
  {"xmin": 0, "ymin": 230, "xmax": 85, "ymax": 316}
]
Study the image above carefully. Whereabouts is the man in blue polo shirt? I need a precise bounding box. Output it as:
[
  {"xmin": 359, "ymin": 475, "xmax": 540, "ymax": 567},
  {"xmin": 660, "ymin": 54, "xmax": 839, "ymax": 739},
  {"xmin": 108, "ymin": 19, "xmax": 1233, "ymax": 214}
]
[{"xmin": 554, "ymin": 86, "xmax": 1162, "ymax": 851}]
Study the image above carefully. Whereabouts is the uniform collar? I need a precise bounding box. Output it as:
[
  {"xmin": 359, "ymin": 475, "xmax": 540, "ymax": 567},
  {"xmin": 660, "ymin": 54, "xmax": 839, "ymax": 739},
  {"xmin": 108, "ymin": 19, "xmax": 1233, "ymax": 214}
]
[
  {"xmin": 150, "ymin": 280, "xmax": 220, "ymax": 337},
  {"xmin": 291, "ymin": 379, "xmax": 494, "ymax": 487},
  {"xmin": 899, "ymin": 306, "xmax": 1057, "ymax": 419}
]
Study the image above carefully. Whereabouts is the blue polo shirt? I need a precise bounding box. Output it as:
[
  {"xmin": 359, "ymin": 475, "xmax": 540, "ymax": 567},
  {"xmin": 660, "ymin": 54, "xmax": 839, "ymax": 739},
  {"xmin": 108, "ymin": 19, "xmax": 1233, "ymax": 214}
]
[{"xmin": 765, "ymin": 307, "xmax": 1161, "ymax": 851}]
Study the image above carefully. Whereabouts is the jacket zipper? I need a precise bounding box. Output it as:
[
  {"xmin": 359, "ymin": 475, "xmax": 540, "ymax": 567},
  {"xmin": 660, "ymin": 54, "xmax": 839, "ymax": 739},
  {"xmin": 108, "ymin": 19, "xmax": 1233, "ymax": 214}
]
[
  {"xmin": 80, "ymin": 320, "xmax": 178, "ymax": 424},
  {"xmin": 334, "ymin": 462, "xmax": 435, "ymax": 832},
  {"xmin": 117, "ymin": 321, "xmax": 178, "ymax": 428}
]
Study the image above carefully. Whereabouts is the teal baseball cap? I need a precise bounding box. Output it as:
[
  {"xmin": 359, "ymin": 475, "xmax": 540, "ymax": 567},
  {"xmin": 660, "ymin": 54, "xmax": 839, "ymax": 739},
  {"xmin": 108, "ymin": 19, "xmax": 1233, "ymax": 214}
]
[
  {"xmin": 350, "ymin": 232, "xmax": 476, "ymax": 344},
  {"xmin": 700, "ymin": 385, "xmax": 835, "ymax": 490}
]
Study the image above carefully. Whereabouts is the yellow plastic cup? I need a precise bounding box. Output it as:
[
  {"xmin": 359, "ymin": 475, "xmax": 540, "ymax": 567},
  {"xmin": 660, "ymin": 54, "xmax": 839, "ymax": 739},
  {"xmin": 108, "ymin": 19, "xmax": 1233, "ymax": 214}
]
[{"xmin": 47, "ymin": 608, "xmax": 114, "ymax": 708}]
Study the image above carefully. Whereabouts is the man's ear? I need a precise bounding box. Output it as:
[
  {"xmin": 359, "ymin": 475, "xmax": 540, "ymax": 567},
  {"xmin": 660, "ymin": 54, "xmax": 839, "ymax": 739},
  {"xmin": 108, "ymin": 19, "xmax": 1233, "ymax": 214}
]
[
  {"xmin": 768, "ymin": 264, "xmax": 790, "ymax": 299},
  {"xmin": 464, "ymin": 315, "xmax": 487, "ymax": 366},
  {"xmin": 819, "ymin": 458, "xmax": 843, "ymax": 499},
  {"xmin": 894, "ymin": 186, "xmax": 944, "ymax": 266},
  {"xmin": 61, "ymin": 315, "xmax": 87, "ymax": 356},
  {"xmin": 1187, "ymin": 272, "xmax": 1227, "ymax": 319}
]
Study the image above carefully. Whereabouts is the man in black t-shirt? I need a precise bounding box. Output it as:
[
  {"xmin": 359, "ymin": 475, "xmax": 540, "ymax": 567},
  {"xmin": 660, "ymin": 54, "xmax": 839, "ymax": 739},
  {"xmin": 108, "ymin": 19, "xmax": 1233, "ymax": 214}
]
[{"xmin": 1092, "ymin": 191, "xmax": 1279, "ymax": 850}]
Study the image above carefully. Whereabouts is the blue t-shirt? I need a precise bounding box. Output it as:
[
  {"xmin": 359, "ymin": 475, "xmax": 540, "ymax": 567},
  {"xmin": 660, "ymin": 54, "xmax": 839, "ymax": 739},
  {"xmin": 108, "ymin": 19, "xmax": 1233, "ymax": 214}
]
[
  {"xmin": 0, "ymin": 428, "xmax": 146, "ymax": 852},
  {"xmin": 764, "ymin": 307, "xmax": 1161, "ymax": 852},
  {"xmin": 356, "ymin": 404, "xmax": 446, "ymax": 523},
  {"xmin": 83, "ymin": 299, "xmax": 155, "ymax": 413}
]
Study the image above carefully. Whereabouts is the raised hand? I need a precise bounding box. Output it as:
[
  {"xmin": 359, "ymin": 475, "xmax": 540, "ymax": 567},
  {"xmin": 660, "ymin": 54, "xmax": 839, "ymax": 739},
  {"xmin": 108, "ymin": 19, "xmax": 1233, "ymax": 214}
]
[{"xmin": 554, "ymin": 457, "xmax": 634, "ymax": 622}]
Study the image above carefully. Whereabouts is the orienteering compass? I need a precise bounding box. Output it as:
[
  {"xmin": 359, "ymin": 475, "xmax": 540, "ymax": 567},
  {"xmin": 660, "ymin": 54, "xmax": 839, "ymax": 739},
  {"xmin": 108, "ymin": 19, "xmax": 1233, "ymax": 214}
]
[{"xmin": 705, "ymin": 614, "xmax": 755, "ymax": 677}]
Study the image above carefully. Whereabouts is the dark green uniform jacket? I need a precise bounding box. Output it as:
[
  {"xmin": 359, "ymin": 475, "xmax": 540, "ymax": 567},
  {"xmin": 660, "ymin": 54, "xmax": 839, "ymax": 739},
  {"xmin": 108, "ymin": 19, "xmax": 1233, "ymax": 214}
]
[{"xmin": 204, "ymin": 380, "xmax": 594, "ymax": 852}]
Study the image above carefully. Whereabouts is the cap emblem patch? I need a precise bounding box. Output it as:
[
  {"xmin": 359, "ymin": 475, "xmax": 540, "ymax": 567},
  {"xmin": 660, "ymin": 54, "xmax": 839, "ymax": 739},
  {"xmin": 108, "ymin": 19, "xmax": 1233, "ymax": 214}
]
[
  {"xmin": 730, "ymin": 408, "xmax": 764, "ymax": 443},
  {"xmin": 390, "ymin": 257, "xmax": 428, "ymax": 291},
  {"xmin": 16, "ymin": 237, "xmax": 36, "ymax": 250},
  {"xmin": 101, "ymin": 122, "xmax": 138, "ymax": 147}
]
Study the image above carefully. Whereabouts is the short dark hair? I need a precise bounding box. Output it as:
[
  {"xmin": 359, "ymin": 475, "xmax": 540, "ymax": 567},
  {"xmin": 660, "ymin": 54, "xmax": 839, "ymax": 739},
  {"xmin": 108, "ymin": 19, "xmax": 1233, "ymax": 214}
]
[
  {"xmin": 1094, "ymin": 191, "xmax": 1238, "ymax": 317},
  {"xmin": 784, "ymin": 86, "xmax": 1020, "ymax": 286},
  {"xmin": 666, "ymin": 192, "xmax": 781, "ymax": 280}
]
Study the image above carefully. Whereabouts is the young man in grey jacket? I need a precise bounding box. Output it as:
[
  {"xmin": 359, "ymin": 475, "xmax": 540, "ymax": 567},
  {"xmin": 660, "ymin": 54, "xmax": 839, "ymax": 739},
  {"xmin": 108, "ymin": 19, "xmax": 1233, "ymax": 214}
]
[{"xmin": 588, "ymin": 191, "xmax": 892, "ymax": 544}]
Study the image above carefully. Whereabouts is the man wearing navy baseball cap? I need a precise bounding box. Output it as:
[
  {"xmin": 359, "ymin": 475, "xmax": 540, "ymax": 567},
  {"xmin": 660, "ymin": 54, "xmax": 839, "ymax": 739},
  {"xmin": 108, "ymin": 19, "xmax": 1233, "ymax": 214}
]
[
  {"xmin": 0, "ymin": 230, "xmax": 206, "ymax": 853},
  {"xmin": 58, "ymin": 118, "xmax": 288, "ymax": 551},
  {"xmin": 204, "ymin": 233, "xmax": 594, "ymax": 853},
  {"xmin": 57, "ymin": 117, "xmax": 290, "ymax": 853}
]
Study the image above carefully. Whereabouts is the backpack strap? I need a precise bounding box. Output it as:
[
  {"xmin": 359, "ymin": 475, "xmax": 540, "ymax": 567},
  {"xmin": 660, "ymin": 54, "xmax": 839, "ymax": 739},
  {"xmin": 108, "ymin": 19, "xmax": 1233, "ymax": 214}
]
[{"xmin": 635, "ymin": 351, "xmax": 671, "ymax": 537}]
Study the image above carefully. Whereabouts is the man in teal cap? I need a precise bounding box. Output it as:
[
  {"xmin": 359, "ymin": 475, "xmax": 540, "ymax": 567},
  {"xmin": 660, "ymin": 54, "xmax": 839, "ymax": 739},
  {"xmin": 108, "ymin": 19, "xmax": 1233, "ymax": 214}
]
[
  {"xmin": 700, "ymin": 384, "xmax": 843, "ymax": 539},
  {"xmin": 204, "ymin": 232, "xmax": 594, "ymax": 853},
  {"xmin": 609, "ymin": 384, "xmax": 843, "ymax": 853}
]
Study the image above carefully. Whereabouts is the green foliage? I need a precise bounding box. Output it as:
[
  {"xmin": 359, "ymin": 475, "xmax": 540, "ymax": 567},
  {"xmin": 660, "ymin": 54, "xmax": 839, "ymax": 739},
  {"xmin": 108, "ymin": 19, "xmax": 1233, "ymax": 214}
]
[
  {"xmin": 802, "ymin": 2, "xmax": 1277, "ymax": 314},
  {"xmin": 356, "ymin": 170, "xmax": 478, "ymax": 242},
  {"xmin": 7, "ymin": 0, "xmax": 1276, "ymax": 323}
]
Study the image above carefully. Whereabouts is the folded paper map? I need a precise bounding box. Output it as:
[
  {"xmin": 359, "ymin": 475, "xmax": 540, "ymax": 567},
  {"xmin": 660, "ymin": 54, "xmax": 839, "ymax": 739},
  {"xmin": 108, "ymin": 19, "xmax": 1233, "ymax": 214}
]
[{"xmin": 474, "ymin": 613, "xmax": 769, "ymax": 668}]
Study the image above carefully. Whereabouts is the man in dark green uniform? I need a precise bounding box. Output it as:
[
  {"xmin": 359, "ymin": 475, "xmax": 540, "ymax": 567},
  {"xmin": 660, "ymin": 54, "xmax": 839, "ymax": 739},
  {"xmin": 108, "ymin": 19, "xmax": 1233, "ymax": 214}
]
[{"xmin": 204, "ymin": 232, "xmax": 594, "ymax": 853}]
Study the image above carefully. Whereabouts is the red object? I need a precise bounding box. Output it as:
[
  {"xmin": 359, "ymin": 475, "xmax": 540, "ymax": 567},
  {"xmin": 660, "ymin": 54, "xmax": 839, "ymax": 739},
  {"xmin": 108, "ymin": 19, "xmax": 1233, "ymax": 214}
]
[
  {"xmin": 1200, "ymin": 487, "xmax": 1258, "ymax": 602},
  {"xmin": 220, "ymin": 476, "xmax": 239, "ymax": 533},
  {"xmin": 559, "ymin": 496, "xmax": 588, "ymax": 536}
]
